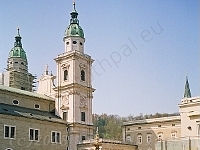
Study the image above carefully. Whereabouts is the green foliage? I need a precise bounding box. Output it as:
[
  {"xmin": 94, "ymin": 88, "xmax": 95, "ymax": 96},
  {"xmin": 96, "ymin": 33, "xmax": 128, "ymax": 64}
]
[{"xmin": 92, "ymin": 112, "xmax": 179, "ymax": 140}]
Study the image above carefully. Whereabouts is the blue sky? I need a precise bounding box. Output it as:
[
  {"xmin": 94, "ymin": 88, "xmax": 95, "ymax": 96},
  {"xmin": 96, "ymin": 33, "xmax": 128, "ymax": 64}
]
[{"xmin": 0, "ymin": 0, "xmax": 199, "ymax": 117}]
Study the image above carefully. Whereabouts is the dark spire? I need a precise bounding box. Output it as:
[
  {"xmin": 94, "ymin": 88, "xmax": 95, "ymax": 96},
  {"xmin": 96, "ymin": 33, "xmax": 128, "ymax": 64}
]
[
  {"xmin": 14, "ymin": 27, "xmax": 22, "ymax": 47},
  {"xmin": 70, "ymin": 0, "xmax": 79, "ymax": 25},
  {"xmin": 73, "ymin": 0, "xmax": 76, "ymax": 10},
  {"xmin": 184, "ymin": 76, "xmax": 191, "ymax": 98}
]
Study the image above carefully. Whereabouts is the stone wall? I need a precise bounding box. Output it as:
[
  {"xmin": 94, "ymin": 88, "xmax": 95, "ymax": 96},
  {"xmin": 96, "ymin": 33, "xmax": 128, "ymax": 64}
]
[{"xmin": 0, "ymin": 114, "xmax": 69, "ymax": 150}]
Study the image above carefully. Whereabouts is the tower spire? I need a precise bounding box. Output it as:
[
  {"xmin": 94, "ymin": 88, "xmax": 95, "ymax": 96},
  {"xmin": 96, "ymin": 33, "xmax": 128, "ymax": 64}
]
[
  {"xmin": 14, "ymin": 27, "xmax": 22, "ymax": 47},
  {"xmin": 17, "ymin": 27, "xmax": 20, "ymax": 36},
  {"xmin": 69, "ymin": 0, "xmax": 79, "ymax": 25},
  {"xmin": 184, "ymin": 76, "xmax": 191, "ymax": 98},
  {"xmin": 73, "ymin": 0, "xmax": 76, "ymax": 10}
]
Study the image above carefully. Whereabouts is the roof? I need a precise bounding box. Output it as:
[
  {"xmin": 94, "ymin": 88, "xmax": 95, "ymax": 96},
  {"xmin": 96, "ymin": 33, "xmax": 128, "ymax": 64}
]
[
  {"xmin": 0, "ymin": 85, "xmax": 54, "ymax": 101},
  {"xmin": 64, "ymin": 3, "xmax": 84, "ymax": 38},
  {"xmin": 0, "ymin": 103, "xmax": 67, "ymax": 124},
  {"xmin": 9, "ymin": 28, "xmax": 27, "ymax": 59},
  {"xmin": 184, "ymin": 76, "xmax": 191, "ymax": 98},
  {"xmin": 65, "ymin": 23, "xmax": 84, "ymax": 38},
  {"xmin": 123, "ymin": 116, "xmax": 181, "ymax": 126}
]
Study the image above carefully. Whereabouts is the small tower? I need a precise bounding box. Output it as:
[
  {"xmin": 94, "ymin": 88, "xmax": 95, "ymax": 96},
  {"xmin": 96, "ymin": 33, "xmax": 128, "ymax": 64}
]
[
  {"xmin": 63, "ymin": 1, "xmax": 85, "ymax": 53},
  {"xmin": 54, "ymin": 2, "xmax": 95, "ymax": 149},
  {"xmin": 4, "ymin": 28, "xmax": 34, "ymax": 91},
  {"xmin": 37, "ymin": 64, "xmax": 56, "ymax": 97}
]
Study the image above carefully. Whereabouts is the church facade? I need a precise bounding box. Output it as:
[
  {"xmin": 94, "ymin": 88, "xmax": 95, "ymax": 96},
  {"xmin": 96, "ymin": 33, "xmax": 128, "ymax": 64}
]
[
  {"xmin": 0, "ymin": 2, "xmax": 95, "ymax": 150},
  {"xmin": 0, "ymin": 2, "xmax": 138, "ymax": 150}
]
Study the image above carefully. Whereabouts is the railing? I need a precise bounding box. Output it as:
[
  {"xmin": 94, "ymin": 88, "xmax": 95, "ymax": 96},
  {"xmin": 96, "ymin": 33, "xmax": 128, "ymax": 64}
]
[
  {"xmin": 57, "ymin": 50, "xmax": 91, "ymax": 59},
  {"xmin": 79, "ymin": 138, "xmax": 136, "ymax": 145},
  {"xmin": 155, "ymin": 136, "xmax": 200, "ymax": 150}
]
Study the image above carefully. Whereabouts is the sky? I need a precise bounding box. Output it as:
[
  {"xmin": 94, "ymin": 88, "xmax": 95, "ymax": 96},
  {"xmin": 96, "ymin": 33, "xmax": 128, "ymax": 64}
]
[{"xmin": 0, "ymin": 0, "xmax": 199, "ymax": 117}]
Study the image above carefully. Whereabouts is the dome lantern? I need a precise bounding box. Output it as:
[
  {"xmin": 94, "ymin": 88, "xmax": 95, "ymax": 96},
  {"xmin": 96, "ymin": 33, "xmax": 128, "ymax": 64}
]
[{"xmin": 64, "ymin": 1, "xmax": 84, "ymax": 39}]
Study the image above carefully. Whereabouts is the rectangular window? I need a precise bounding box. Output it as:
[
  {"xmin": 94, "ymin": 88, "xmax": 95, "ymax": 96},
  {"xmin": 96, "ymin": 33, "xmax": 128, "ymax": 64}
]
[
  {"xmin": 4, "ymin": 125, "xmax": 15, "ymax": 139},
  {"xmin": 57, "ymin": 132, "xmax": 60, "ymax": 143},
  {"xmin": 51, "ymin": 131, "xmax": 61, "ymax": 144},
  {"xmin": 29, "ymin": 128, "xmax": 39, "ymax": 141},
  {"xmin": 81, "ymin": 112, "xmax": 85, "ymax": 122},
  {"xmin": 63, "ymin": 112, "xmax": 68, "ymax": 121},
  {"xmin": 197, "ymin": 124, "xmax": 200, "ymax": 136},
  {"xmin": 30, "ymin": 129, "xmax": 34, "ymax": 140},
  {"xmin": 82, "ymin": 135, "xmax": 86, "ymax": 141},
  {"xmin": 35, "ymin": 129, "xmax": 39, "ymax": 141}
]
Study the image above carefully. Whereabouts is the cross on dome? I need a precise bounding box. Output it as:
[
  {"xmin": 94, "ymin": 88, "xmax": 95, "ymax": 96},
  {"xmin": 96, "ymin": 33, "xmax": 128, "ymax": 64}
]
[{"xmin": 73, "ymin": 0, "xmax": 76, "ymax": 10}]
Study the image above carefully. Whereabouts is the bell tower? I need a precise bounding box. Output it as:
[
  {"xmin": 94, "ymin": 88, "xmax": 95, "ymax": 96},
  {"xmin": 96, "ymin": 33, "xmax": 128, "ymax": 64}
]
[
  {"xmin": 54, "ymin": 2, "xmax": 95, "ymax": 149},
  {"xmin": 3, "ymin": 28, "xmax": 34, "ymax": 91}
]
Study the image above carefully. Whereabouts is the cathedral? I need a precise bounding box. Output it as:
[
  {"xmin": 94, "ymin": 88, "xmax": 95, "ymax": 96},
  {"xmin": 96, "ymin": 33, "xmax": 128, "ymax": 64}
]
[
  {"xmin": 1, "ymin": 1, "xmax": 198, "ymax": 150},
  {"xmin": 0, "ymin": 2, "xmax": 137, "ymax": 150}
]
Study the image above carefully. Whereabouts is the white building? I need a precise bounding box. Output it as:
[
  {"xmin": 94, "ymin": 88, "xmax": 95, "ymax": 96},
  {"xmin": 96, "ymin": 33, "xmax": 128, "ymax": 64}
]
[{"xmin": 37, "ymin": 2, "xmax": 95, "ymax": 149}]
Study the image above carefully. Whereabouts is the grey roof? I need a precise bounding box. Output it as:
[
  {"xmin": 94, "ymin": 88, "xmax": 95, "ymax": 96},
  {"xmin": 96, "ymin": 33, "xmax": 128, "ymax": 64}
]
[
  {"xmin": 0, "ymin": 103, "xmax": 67, "ymax": 125},
  {"xmin": 123, "ymin": 116, "xmax": 181, "ymax": 126},
  {"xmin": 0, "ymin": 85, "xmax": 54, "ymax": 101}
]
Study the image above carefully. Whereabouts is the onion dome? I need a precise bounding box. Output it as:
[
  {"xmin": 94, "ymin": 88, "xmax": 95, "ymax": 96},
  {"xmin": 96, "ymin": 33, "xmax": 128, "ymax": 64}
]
[
  {"xmin": 64, "ymin": 2, "xmax": 84, "ymax": 38},
  {"xmin": 9, "ymin": 28, "xmax": 27, "ymax": 59}
]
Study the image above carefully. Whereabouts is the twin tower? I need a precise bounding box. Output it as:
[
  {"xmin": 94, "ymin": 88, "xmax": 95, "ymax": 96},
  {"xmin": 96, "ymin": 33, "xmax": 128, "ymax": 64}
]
[
  {"xmin": 2, "ymin": 2, "xmax": 94, "ymax": 149},
  {"xmin": 38, "ymin": 3, "xmax": 95, "ymax": 148}
]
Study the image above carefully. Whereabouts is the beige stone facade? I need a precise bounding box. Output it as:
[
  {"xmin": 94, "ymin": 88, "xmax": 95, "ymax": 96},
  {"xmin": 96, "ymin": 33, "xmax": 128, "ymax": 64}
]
[
  {"xmin": 0, "ymin": 85, "xmax": 69, "ymax": 150},
  {"xmin": 154, "ymin": 96, "xmax": 200, "ymax": 150},
  {"xmin": 0, "ymin": 114, "xmax": 68, "ymax": 150},
  {"xmin": 122, "ymin": 116, "xmax": 181, "ymax": 150},
  {"xmin": 179, "ymin": 96, "xmax": 200, "ymax": 138}
]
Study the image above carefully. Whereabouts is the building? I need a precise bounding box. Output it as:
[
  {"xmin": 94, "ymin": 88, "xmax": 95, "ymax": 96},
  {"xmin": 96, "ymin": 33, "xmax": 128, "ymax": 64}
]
[
  {"xmin": 0, "ymin": 85, "xmax": 69, "ymax": 150},
  {"xmin": 155, "ymin": 78, "xmax": 200, "ymax": 150},
  {"xmin": 0, "ymin": 2, "xmax": 138, "ymax": 150},
  {"xmin": 0, "ymin": 2, "xmax": 93, "ymax": 150},
  {"xmin": 122, "ymin": 116, "xmax": 181, "ymax": 150},
  {"xmin": 179, "ymin": 77, "xmax": 200, "ymax": 138},
  {"xmin": 37, "ymin": 2, "xmax": 95, "ymax": 149},
  {"xmin": 0, "ymin": 28, "xmax": 35, "ymax": 92},
  {"xmin": 77, "ymin": 130, "xmax": 138, "ymax": 150},
  {"xmin": 122, "ymin": 77, "xmax": 200, "ymax": 150}
]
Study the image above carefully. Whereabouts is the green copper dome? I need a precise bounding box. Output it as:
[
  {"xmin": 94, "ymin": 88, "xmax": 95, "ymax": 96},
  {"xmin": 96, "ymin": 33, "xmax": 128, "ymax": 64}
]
[
  {"xmin": 65, "ymin": 23, "xmax": 84, "ymax": 38},
  {"xmin": 9, "ymin": 47, "xmax": 27, "ymax": 59},
  {"xmin": 9, "ymin": 28, "xmax": 27, "ymax": 59},
  {"xmin": 64, "ymin": 3, "xmax": 84, "ymax": 38}
]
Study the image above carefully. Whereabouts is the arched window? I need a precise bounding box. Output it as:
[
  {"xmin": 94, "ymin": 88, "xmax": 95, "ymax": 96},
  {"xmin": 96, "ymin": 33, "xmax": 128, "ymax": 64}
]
[
  {"xmin": 81, "ymin": 70, "xmax": 85, "ymax": 81},
  {"xmin": 147, "ymin": 133, "xmax": 152, "ymax": 143},
  {"xmin": 137, "ymin": 134, "xmax": 142, "ymax": 144},
  {"xmin": 64, "ymin": 70, "xmax": 68, "ymax": 81}
]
